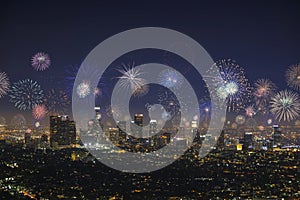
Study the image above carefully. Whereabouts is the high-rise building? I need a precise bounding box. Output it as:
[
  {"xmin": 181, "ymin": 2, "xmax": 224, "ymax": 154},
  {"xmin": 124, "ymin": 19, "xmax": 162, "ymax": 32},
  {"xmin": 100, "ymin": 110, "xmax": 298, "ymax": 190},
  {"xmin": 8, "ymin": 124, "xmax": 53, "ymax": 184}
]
[
  {"xmin": 244, "ymin": 132, "xmax": 253, "ymax": 149},
  {"xmin": 134, "ymin": 114, "xmax": 143, "ymax": 126},
  {"xmin": 217, "ymin": 130, "xmax": 225, "ymax": 150},
  {"xmin": 50, "ymin": 115, "xmax": 76, "ymax": 147},
  {"xmin": 117, "ymin": 121, "xmax": 127, "ymax": 143},
  {"xmin": 149, "ymin": 120, "xmax": 157, "ymax": 136},
  {"xmin": 131, "ymin": 114, "xmax": 143, "ymax": 138},
  {"xmin": 24, "ymin": 129, "xmax": 31, "ymax": 148},
  {"xmin": 273, "ymin": 124, "xmax": 282, "ymax": 148}
]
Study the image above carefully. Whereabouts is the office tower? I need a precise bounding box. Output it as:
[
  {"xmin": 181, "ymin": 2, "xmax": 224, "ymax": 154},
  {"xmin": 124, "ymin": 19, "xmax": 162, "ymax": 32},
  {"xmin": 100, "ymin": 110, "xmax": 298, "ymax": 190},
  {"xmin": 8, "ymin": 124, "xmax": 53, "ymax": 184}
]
[
  {"xmin": 24, "ymin": 130, "xmax": 31, "ymax": 148},
  {"xmin": 217, "ymin": 130, "xmax": 225, "ymax": 150},
  {"xmin": 244, "ymin": 132, "xmax": 253, "ymax": 149},
  {"xmin": 117, "ymin": 121, "xmax": 127, "ymax": 143},
  {"xmin": 149, "ymin": 120, "xmax": 157, "ymax": 136},
  {"xmin": 50, "ymin": 115, "xmax": 76, "ymax": 147},
  {"xmin": 134, "ymin": 114, "xmax": 143, "ymax": 126},
  {"xmin": 131, "ymin": 114, "xmax": 143, "ymax": 138},
  {"xmin": 273, "ymin": 124, "xmax": 282, "ymax": 148}
]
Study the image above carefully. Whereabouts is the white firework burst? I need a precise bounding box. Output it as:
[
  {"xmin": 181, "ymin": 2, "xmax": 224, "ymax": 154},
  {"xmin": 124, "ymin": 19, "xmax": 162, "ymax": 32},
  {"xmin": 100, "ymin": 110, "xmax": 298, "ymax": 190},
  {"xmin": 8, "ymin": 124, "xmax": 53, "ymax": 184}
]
[
  {"xmin": 286, "ymin": 63, "xmax": 300, "ymax": 90},
  {"xmin": 117, "ymin": 63, "xmax": 146, "ymax": 94},
  {"xmin": 270, "ymin": 90, "xmax": 300, "ymax": 122},
  {"xmin": 0, "ymin": 71, "xmax": 10, "ymax": 98}
]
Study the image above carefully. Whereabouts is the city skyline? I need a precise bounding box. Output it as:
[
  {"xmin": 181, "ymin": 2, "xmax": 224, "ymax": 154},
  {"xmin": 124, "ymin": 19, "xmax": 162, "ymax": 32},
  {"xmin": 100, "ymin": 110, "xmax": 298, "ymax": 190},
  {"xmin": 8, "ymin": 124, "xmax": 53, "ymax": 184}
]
[
  {"xmin": 0, "ymin": 1, "xmax": 300, "ymax": 127},
  {"xmin": 0, "ymin": 1, "xmax": 300, "ymax": 198}
]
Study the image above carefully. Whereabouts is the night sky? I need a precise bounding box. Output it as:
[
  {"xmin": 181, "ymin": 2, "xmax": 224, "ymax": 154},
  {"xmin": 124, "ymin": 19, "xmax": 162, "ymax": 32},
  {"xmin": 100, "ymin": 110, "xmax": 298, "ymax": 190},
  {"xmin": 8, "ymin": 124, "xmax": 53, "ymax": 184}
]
[{"xmin": 0, "ymin": 1, "xmax": 300, "ymax": 124}]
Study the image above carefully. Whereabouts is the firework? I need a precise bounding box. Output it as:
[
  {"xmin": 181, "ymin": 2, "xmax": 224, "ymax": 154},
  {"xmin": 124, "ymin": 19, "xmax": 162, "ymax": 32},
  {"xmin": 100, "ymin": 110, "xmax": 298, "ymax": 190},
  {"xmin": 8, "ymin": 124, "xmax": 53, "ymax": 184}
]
[
  {"xmin": 44, "ymin": 89, "xmax": 70, "ymax": 115},
  {"xmin": 132, "ymin": 84, "xmax": 149, "ymax": 97},
  {"xmin": 76, "ymin": 81, "xmax": 91, "ymax": 98},
  {"xmin": 0, "ymin": 71, "xmax": 10, "ymax": 98},
  {"xmin": 32, "ymin": 104, "xmax": 47, "ymax": 120},
  {"xmin": 267, "ymin": 118, "xmax": 273, "ymax": 125},
  {"xmin": 270, "ymin": 90, "xmax": 300, "ymax": 122},
  {"xmin": 31, "ymin": 52, "xmax": 51, "ymax": 71},
  {"xmin": 286, "ymin": 63, "xmax": 300, "ymax": 90},
  {"xmin": 9, "ymin": 79, "xmax": 44, "ymax": 110},
  {"xmin": 245, "ymin": 118, "xmax": 257, "ymax": 130},
  {"xmin": 245, "ymin": 105, "xmax": 256, "ymax": 117},
  {"xmin": 235, "ymin": 115, "xmax": 246, "ymax": 125},
  {"xmin": 295, "ymin": 120, "xmax": 300, "ymax": 126},
  {"xmin": 0, "ymin": 116, "xmax": 6, "ymax": 125},
  {"xmin": 253, "ymin": 79, "xmax": 276, "ymax": 113},
  {"xmin": 158, "ymin": 69, "xmax": 183, "ymax": 89},
  {"xmin": 11, "ymin": 114, "xmax": 26, "ymax": 129},
  {"xmin": 117, "ymin": 63, "xmax": 146, "ymax": 94},
  {"xmin": 34, "ymin": 121, "xmax": 41, "ymax": 128},
  {"xmin": 206, "ymin": 59, "xmax": 252, "ymax": 112}
]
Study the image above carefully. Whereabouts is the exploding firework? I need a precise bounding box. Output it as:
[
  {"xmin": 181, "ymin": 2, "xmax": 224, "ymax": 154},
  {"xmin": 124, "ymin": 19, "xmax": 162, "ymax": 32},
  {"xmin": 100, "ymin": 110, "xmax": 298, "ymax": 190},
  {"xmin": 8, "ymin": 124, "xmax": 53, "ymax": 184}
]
[
  {"xmin": 132, "ymin": 84, "xmax": 149, "ymax": 97},
  {"xmin": 0, "ymin": 71, "xmax": 10, "ymax": 98},
  {"xmin": 11, "ymin": 114, "xmax": 26, "ymax": 129},
  {"xmin": 267, "ymin": 118, "xmax": 273, "ymax": 125},
  {"xmin": 286, "ymin": 63, "xmax": 300, "ymax": 90},
  {"xmin": 31, "ymin": 52, "xmax": 51, "ymax": 71},
  {"xmin": 253, "ymin": 79, "xmax": 277, "ymax": 113},
  {"xmin": 207, "ymin": 59, "xmax": 252, "ymax": 112},
  {"xmin": 32, "ymin": 104, "xmax": 47, "ymax": 119},
  {"xmin": 105, "ymin": 105, "xmax": 122, "ymax": 118},
  {"xmin": 245, "ymin": 105, "xmax": 256, "ymax": 117},
  {"xmin": 76, "ymin": 81, "xmax": 91, "ymax": 98},
  {"xmin": 235, "ymin": 115, "xmax": 246, "ymax": 125},
  {"xmin": 117, "ymin": 63, "xmax": 146, "ymax": 94},
  {"xmin": 270, "ymin": 90, "xmax": 300, "ymax": 122},
  {"xmin": 295, "ymin": 120, "xmax": 300, "ymax": 126},
  {"xmin": 9, "ymin": 79, "xmax": 44, "ymax": 110},
  {"xmin": 158, "ymin": 69, "xmax": 183, "ymax": 89},
  {"xmin": 44, "ymin": 89, "xmax": 70, "ymax": 115},
  {"xmin": 0, "ymin": 116, "xmax": 6, "ymax": 125},
  {"xmin": 34, "ymin": 121, "xmax": 41, "ymax": 128},
  {"xmin": 65, "ymin": 64, "xmax": 107, "ymax": 99},
  {"xmin": 246, "ymin": 118, "xmax": 257, "ymax": 130}
]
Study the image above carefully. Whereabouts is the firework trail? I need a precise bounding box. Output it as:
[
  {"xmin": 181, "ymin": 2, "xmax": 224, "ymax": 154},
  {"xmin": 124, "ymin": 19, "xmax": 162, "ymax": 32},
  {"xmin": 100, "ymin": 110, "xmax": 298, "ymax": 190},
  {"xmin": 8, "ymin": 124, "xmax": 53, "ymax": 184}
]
[
  {"xmin": 31, "ymin": 52, "xmax": 51, "ymax": 71},
  {"xmin": 0, "ymin": 71, "xmax": 10, "ymax": 98},
  {"xmin": 270, "ymin": 90, "xmax": 300, "ymax": 122},
  {"xmin": 9, "ymin": 79, "xmax": 44, "ymax": 110},
  {"xmin": 286, "ymin": 63, "xmax": 300, "ymax": 91},
  {"xmin": 44, "ymin": 89, "xmax": 70, "ymax": 115}
]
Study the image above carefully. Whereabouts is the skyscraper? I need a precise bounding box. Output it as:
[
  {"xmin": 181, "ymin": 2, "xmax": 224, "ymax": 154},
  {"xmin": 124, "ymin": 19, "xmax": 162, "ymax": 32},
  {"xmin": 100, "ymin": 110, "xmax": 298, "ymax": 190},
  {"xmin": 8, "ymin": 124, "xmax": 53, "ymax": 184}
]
[
  {"xmin": 131, "ymin": 114, "xmax": 143, "ymax": 138},
  {"xmin": 273, "ymin": 124, "xmax": 282, "ymax": 148},
  {"xmin": 50, "ymin": 115, "xmax": 76, "ymax": 147},
  {"xmin": 149, "ymin": 120, "xmax": 157, "ymax": 136},
  {"xmin": 244, "ymin": 132, "xmax": 253, "ymax": 149}
]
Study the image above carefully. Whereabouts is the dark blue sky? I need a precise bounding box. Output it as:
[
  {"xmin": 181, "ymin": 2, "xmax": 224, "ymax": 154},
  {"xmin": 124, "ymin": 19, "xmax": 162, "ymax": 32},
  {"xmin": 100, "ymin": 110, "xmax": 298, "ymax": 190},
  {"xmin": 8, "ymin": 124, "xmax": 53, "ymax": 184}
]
[{"xmin": 0, "ymin": 0, "xmax": 300, "ymax": 122}]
